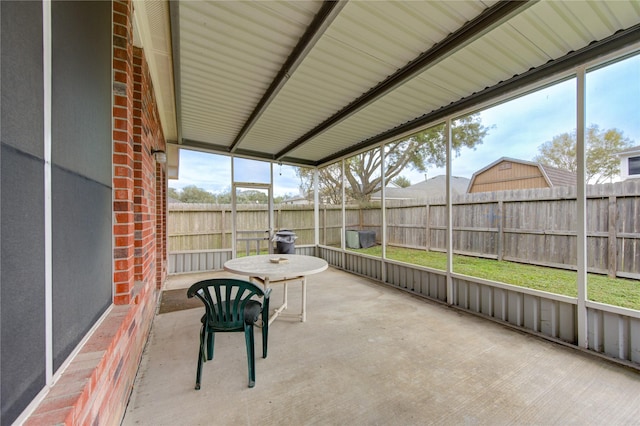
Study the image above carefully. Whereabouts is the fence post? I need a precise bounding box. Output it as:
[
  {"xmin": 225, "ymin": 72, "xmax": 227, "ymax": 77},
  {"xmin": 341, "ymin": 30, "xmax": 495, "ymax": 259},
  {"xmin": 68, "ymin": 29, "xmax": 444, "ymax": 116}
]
[
  {"xmin": 221, "ymin": 208, "xmax": 226, "ymax": 248},
  {"xmin": 497, "ymin": 200, "xmax": 504, "ymax": 261},
  {"xmin": 323, "ymin": 207, "xmax": 327, "ymax": 245},
  {"xmin": 608, "ymin": 195, "xmax": 617, "ymax": 278},
  {"xmin": 425, "ymin": 203, "xmax": 430, "ymax": 251}
]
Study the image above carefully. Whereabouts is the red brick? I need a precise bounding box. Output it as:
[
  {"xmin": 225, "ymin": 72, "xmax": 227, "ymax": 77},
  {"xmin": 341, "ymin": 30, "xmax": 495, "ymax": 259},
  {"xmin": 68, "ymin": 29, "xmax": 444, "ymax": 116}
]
[
  {"xmin": 112, "ymin": 12, "xmax": 129, "ymax": 27},
  {"xmin": 113, "ymin": 1, "xmax": 129, "ymax": 16},
  {"xmin": 113, "ymin": 46, "xmax": 129, "ymax": 61},
  {"xmin": 112, "ymin": 224, "xmax": 133, "ymax": 236},
  {"xmin": 113, "ymin": 21, "xmax": 128, "ymax": 38},
  {"xmin": 114, "ymin": 166, "xmax": 131, "ymax": 178},
  {"xmin": 114, "ymin": 190, "xmax": 131, "ymax": 201},
  {"xmin": 113, "ymin": 57, "xmax": 128, "ymax": 72},
  {"xmin": 113, "ymin": 270, "xmax": 131, "ymax": 282},
  {"xmin": 113, "ymin": 178, "xmax": 133, "ymax": 190},
  {"xmin": 115, "ymin": 283, "xmax": 131, "ymax": 294},
  {"xmin": 113, "ymin": 295, "xmax": 130, "ymax": 305},
  {"xmin": 113, "ymin": 106, "xmax": 128, "ymax": 119}
]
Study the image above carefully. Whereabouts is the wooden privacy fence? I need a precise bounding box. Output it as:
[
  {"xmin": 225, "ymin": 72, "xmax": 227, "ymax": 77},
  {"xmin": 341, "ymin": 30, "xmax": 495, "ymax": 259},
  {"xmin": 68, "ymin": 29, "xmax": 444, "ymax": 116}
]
[
  {"xmin": 168, "ymin": 180, "xmax": 640, "ymax": 279},
  {"xmin": 168, "ymin": 204, "xmax": 318, "ymax": 252}
]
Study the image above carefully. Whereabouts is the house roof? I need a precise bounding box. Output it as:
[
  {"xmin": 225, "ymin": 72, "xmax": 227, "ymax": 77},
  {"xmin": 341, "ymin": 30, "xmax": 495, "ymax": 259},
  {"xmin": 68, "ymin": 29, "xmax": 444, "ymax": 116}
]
[
  {"xmin": 372, "ymin": 175, "xmax": 470, "ymax": 200},
  {"xmin": 539, "ymin": 164, "xmax": 578, "ymax": 187},
  {"xmin": 467, "ymin": 157, "xmax": 577, "ymax": 190},
  {"xmin": 132, "ymin": 1, "xmax": 640, "ymax": 172},
  {"xmin": 618, "ymin": 145, "xmax": 640, "ymax": 156}
]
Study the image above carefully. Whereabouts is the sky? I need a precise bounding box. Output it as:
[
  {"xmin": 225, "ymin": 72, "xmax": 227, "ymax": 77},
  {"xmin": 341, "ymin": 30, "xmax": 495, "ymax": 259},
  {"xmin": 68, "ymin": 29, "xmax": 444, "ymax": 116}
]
[{"xmin": 171, "ymin": 54, "xmax": 639, "ymax": 197}]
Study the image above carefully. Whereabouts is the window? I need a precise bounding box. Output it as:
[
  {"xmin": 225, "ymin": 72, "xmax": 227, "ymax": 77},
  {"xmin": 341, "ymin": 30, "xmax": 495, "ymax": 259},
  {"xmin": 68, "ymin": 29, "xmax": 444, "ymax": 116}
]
[{"xmin": 629, "ymin": 156, "xmax": 640, "ymax": 176}]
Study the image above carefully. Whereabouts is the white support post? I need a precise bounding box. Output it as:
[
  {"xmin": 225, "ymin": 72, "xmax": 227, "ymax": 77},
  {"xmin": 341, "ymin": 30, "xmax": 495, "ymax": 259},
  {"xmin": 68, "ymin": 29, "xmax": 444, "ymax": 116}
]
[
  {"xmin": 341, "ymin": 159, "xmax": 346, "ymax": 255},
  {"xmin": 269, "ymin": 163, "xmax": 274, "ymax": 251},
  {"xmin": 380, "ymin": 144, "xmax": 387, "ymax": 283},
  {"xmin": 446, "ymin": 118, "xmax": 454, "ymax": 305},
  {"xmin": 231, "ymin": 158, "xmax": 237, "ymax": 258},
  {"xmin": 314, "ymin": 168, "xmax": 319, "ymax": 249}
]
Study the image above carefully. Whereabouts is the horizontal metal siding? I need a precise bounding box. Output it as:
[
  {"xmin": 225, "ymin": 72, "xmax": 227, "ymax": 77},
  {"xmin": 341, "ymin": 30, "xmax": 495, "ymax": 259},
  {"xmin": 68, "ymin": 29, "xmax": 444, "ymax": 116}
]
[
  {"xmin": 385, "ymin": 262, "xmax": 447, "ymax": 303},
  {"xmin": 319, "ymin": 246, "xmax": 345, "ymax": 269},
  {"xmin": 453, "ymin": 277, "xmax": 578, "ymax": 344},
  {"xmin": 587, "ymin": 307, "xmax": 640, "ymax": 364},
  {"xmin": 168, "ymin": 246, "xmax": 315, "ymax": 274},
  {"xmin": 345, "ymin": 252, "xmax": 383, "ymax": 281},
  {"xmin": 169, "ymin": 250, "xmax": 232, "ymax": 274}
]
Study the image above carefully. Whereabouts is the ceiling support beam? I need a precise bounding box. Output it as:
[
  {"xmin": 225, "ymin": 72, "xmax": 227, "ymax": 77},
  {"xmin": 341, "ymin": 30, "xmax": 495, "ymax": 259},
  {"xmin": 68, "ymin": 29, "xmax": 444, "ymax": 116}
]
[
  {"xmin": 180, "ymin": 138, "xmax": 317, "ymax": 166},
  {"xmin": 275, "ymin": 0, "xmax": 533, "ymax": 161},
  {"xmin": 318, "ymin": 23, "xmax": 640, "ymax": 166},
  {"xmin": 229, "ymin": 0, "xmax": 348, "ymax": 153}
]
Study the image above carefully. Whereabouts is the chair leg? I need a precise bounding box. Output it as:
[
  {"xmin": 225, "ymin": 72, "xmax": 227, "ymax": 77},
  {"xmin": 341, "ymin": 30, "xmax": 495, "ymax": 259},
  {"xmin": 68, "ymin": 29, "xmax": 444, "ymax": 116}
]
[
  {"xmin": 196, "ymin": 326, "xmax": 206, "ymax": 390},
  {"xmin": 244, "ymin": 324, "xmax": 256, "ymax": 388},
  {"xmin": 262, "ymin": 319, "xmax": 268, "ymax": 359},
  {"xmin": 262, "ymin": 299, "xmax": 269, "ymax": 358},
  {"xmin": 207, "ymin": 330, "xmax": 215, "ymax": 360}
]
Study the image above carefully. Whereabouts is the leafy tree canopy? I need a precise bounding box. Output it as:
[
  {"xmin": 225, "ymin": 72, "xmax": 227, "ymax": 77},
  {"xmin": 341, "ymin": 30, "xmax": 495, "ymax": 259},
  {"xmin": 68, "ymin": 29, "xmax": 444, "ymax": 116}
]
[
  {"xmin": 169, "ymin": 186, "xmax": 272, "ymax": 204},
  {"xmin": 171, "ymin": 185, "xmax": 217, "ymax": 203},
  {"xmin": 392, "ymin": 176, "xmax": 412, "ymax": 188},
  {"xmin": 298, "ymin": 114, "xmax": 490, "ymax": 204},
  {"xmin": 533, "ymin": 125, "xmax": 633, "ymax": 184},
  {"xmin": 167, "ymin": 187, "xmax": 181, "ymax": 201}
]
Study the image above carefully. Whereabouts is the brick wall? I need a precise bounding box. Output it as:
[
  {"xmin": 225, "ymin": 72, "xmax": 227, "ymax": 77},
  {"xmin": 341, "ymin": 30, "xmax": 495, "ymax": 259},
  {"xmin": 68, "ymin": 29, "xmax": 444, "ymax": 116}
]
[
  {"xmin": 23, "ymin": 1, "xmax": 166, "ymax": 424},
  {"xmin": 156, "ymin": 164, "xmax": 167, "ymax": 288},
  {"xmin": 113, "ymin": 0, "xmax": 136, "ymax": 305},
  {"xmin": 133, "ymin": 45, "xmax": 165, "ymax": 288}
]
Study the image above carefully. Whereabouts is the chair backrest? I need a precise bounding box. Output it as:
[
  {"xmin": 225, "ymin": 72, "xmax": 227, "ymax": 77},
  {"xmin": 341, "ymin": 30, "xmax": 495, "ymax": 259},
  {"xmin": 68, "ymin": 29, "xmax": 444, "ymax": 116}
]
[{"xmin": 187, "ymin": 278, "xmax": 266, "ymax": 331}]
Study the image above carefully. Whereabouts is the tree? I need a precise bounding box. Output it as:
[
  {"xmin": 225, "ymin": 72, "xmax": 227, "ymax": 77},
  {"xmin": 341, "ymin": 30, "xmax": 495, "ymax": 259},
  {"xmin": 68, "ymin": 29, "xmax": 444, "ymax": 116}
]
[
  {"xmin": 177, "ymin": 185, "xmax": 217, "ymax": 203},
  {"xmin": 168, "ymin": 187, "xmax": 181, "ymax": 200},
  {"xmin": 236, "ymin": 189, "xmax": 268, "ymax": 204},
  {"xmin": 533, "ymin": 125, "xmax": 633, "ymax": 184},
  {"xmin": 392, "ymin": 176, "xmax": 412, "ymax": 188},
  {"xmin": 298, "ymin": 114, "xmax": 490, "ymax": 204}
]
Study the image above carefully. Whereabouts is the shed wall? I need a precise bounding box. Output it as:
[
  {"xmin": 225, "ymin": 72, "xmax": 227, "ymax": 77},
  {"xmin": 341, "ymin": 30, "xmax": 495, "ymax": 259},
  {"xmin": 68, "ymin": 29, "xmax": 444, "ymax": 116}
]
[{"xmin": 469, "ymin": 161, "xmax": 550, "ymax": 193}]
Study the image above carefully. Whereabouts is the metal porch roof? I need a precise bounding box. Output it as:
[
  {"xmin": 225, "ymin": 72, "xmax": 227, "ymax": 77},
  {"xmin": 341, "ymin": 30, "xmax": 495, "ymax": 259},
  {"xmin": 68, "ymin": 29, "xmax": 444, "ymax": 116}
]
[{"xmin": 133, "ymin": 0, "xmax": 640, "ymax": 171}]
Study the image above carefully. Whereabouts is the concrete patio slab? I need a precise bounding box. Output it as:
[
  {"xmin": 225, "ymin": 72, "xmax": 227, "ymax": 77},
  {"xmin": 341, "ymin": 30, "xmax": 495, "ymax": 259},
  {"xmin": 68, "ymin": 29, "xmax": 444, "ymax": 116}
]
[{"xmin": 123, "ymin": 267, "xmax": 640, "ymax": 425}]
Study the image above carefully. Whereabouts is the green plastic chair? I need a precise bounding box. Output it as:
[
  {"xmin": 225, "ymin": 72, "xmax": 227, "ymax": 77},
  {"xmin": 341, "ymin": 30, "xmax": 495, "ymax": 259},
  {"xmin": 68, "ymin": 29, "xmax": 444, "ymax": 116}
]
[{"xmin": 187, "ymin": 278, "xmax": 271, "ymax": 389}]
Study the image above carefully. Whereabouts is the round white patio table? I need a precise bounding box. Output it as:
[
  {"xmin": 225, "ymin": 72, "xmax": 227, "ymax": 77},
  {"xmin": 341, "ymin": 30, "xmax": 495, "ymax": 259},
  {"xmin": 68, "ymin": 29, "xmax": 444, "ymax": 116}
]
[{"xmin": 223, "ymin": 254, "xmax": 328, "ymax": 325}]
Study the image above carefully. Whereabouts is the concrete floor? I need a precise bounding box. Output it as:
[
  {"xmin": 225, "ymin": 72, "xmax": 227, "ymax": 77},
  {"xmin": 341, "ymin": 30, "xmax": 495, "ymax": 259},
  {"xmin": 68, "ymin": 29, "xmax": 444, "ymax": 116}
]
[{"xmin": 123, "ymin": 267, "xmax": 640, "ymax": 426}]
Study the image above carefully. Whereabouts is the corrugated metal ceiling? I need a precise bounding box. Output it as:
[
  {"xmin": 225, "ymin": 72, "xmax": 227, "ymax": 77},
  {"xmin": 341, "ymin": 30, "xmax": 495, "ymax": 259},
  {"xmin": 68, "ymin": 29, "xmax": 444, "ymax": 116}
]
[{"xmin": 134, "ymin": 0, "xmax": 640, "ymax": 169}]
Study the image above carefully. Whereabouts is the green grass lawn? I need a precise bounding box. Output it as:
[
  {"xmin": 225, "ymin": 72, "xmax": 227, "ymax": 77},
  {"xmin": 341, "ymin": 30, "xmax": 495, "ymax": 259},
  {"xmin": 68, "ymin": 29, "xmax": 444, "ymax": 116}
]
[{"xmin": 351, "ymin": 245, "xmax": 640, "ymax": 310}]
